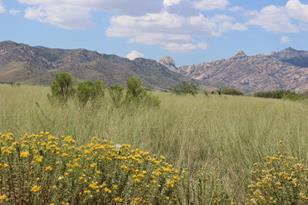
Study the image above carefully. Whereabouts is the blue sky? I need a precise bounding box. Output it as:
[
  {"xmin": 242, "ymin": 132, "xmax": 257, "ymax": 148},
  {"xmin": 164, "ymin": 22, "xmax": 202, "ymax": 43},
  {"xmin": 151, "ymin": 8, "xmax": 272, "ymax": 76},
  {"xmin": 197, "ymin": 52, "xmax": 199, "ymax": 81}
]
[{"xmin": 1, "ymin": 0, "xmax": 308, "ymax": 66}]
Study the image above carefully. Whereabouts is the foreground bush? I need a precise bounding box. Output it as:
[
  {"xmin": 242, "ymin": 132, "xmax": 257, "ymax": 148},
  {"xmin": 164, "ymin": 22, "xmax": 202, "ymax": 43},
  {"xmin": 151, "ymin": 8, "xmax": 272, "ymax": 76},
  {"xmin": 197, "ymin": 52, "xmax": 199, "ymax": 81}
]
[
  {"xmin": 48, "ymin": 73, "xmax": 75, "ymax": 103},
  {"xmin": 77, "ymin": 80, "xmax": 105, "ymax": 107},
  {"xmin": 246, "ymin": 154, "xmax": 308, "ymax": 205},
  {"xmin": 0, "ymin": 132, "xmax": 180, "ymax": 205}
]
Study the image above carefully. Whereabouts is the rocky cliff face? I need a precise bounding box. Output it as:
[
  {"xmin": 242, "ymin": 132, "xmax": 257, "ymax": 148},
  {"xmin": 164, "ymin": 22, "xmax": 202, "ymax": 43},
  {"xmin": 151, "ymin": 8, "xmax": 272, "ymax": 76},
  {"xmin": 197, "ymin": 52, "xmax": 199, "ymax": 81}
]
[
  {"xmin": 0, "ymin": 41, "xmax": 186, "ymax": 89},
  {"xmin": 179, "ymin": 50, "xmax": 308, "ymax": 92}
]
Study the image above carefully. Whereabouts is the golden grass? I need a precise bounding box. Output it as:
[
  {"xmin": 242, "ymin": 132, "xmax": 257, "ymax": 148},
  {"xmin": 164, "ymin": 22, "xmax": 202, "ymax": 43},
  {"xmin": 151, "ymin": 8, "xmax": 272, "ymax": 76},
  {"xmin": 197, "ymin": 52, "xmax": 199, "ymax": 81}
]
[{"xmin": 0, "ymin": 84, "xmax": 308, "ymax": 203}]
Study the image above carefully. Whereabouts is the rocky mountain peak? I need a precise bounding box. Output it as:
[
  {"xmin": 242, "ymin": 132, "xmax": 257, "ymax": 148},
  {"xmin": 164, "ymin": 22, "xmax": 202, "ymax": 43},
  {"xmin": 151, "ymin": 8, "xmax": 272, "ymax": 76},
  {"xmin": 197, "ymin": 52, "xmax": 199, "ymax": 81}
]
[
  {"xmin": 159, "ymin": 56, "xmax": 176, "ymax": 67},
  {"xmin": 232, "ymin": 51, "xmax": 247, "ymax": 59},
  {"xmin": 159, "ymin": 56, "xmax": 178, "ymax": 72}
]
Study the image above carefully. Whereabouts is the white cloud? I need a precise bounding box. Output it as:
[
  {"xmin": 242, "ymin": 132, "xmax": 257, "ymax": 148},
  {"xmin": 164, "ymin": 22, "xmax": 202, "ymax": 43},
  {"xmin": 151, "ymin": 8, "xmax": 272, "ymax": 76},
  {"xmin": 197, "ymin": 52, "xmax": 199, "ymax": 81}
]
[
  {"xmin": 106, "ymin": 12, "xmax": 246, "ymax": 52},
  {"xmin": 9, "ymin": 9, "xmax": 21, "ymax": 15},
  {"xmin": 249, "ymin": 0, "xmax": 308, "ymax": 33},
  {"xmin": 24, "ymin": 5, "xmax": 92, "ymax": 29},
  {"xmin": 281, "ymin": 36, "xmax": 290, "ymax": 44},
  {"xmin": 126, "ymin": 50, "xmax": 144, "ymax": 60},
  {"xmin": 15, "ymin": 0, "xmax": 247, "ymax": 52},
  {"xmin": 164, "ymin": 0, "xmax": 183, "ymax": 7},
  {"xmin": 228, "ymin": 6, "xmax": 244, "ymax": 12},
  {"xmin": 18, "ymin": 0, "xmax": 161, "ymax": 29},
  {"xmin": 163, "ymin": 42, "xmax": 208, "ymax": 52},
  {"xmin": 193, "ymin": 0, "xmax": 229, "ymax": 11},
  {"xmin": 0, "ymin": 1, "xmax": 6, "ymax": 14}
]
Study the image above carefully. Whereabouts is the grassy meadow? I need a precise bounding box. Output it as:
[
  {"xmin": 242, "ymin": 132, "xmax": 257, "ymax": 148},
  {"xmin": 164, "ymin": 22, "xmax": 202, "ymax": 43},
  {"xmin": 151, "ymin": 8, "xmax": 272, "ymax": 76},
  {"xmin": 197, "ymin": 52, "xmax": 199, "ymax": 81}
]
[{"xmin": 1, "ymin": 84, "xmax": 308, "ymax": 204}]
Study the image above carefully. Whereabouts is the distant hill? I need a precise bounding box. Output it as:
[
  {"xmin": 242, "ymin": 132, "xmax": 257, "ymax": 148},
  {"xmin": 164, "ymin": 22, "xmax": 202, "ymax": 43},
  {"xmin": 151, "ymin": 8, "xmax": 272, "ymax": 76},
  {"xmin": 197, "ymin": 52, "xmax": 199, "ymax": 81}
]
[
  {"xmin": 172, "ymin": 50, "xmax": 308, "ymax": 92},
  {"xmin": 0, "ymin": 41, "xmax": 187, "ymax": 89}
]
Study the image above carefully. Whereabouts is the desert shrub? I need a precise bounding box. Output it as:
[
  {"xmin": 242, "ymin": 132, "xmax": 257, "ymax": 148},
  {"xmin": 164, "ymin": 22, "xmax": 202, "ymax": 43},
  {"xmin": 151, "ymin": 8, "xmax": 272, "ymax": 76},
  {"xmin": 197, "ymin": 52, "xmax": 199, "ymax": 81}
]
[
  {"xmin": 48, "ymin": 73, "xmax": 75, "ymax": 103},
  {"xmin": 77, "ymin": 80, "xmax": 104, "ymax": 107},
  {"xmin": 171, "ymin": 82, "xmax": 198, "ymax": 96},
  {"xmin": 203, "ymin": 90, "xmax": 209, "ymax": 96},
  {"xmin": 254, "ymin": 90, "xmax": 289, "ymax": 99},
  {"xmin": 125, "ymin": 77, "xmax": 160, "ymax": 107},
  {"xmin": 245, "ymin": 154, "xmax": 308, "ymax": 205},
  {"xmin": 253, "ymin": 90, "xmax": 307, "ymax": 100},
  {"xmin": 0, "ymin": 132, "xmax": 180, "ymax": 205},
  {"xmin": 109, "ymin": 85, "xmax": 125, "ymax": 107},
  {"xmin": 220, "ymin": 88, "xmax": 243, "ymax": 96}
]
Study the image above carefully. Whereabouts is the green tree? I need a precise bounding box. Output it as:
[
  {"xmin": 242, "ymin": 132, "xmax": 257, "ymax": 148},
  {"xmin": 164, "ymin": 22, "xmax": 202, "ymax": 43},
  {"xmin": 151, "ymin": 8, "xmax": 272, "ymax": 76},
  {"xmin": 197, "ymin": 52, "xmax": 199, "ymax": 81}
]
[{"xmin": 49, "ymin": 72, "xmax": 75, "ymax": 103}]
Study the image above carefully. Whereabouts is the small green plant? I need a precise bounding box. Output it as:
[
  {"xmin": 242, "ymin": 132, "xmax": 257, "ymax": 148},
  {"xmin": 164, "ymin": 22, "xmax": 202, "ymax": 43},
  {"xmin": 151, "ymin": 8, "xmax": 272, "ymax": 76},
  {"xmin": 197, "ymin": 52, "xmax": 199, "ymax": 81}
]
[
  {"xmin": 48, "ymin": 72, "xmax": 75, "ymax": 103},
  {"xmin": 76, "ymin": 80, "xmax": 104, "ymax": 107},
  {"xmin": 246, "ymin": 154, "xmax": 308, "ymax": 205},
  {"xmin": 171, "ymin": 82, "xmax": 198, "ymax": 96},
  {"xmin": 125, "ymin": 77, "xmax": 160, "ymax": 107},
  {"xmin": 108, "ymin": 85, "xmax": 125, "ymax": 107}
]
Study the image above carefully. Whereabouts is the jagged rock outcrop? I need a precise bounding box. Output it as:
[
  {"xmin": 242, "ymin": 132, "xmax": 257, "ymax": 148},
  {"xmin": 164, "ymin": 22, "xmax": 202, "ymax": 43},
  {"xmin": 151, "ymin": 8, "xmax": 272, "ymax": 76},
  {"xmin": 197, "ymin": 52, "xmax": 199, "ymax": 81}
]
[{"xmin": 159, "ymin": 56, "xmax": 178, "ymax": 73}]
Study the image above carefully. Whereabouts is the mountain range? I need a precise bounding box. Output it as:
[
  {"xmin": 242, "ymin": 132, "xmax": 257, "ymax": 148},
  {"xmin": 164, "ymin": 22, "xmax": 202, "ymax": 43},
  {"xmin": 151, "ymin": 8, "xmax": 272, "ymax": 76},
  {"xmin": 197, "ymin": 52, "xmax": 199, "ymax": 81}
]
[
  {"xmin": 0, "ymin": 41, "xmax": 186, "ymax": 89},
  {"xmin": 1, "ymin": 41, "xmax": 308, "ymax": 92},
  {"xmin": 161, "ymin": 48, "xmax": 308, "ymax": 92}
]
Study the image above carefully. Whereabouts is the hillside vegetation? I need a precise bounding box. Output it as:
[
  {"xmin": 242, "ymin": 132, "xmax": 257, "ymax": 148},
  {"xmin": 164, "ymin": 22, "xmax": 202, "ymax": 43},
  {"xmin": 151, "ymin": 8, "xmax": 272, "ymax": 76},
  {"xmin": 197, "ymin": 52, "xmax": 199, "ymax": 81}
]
[{"xmin": 1, "ymin": 85, "xmax": 308, "ymax": 204}]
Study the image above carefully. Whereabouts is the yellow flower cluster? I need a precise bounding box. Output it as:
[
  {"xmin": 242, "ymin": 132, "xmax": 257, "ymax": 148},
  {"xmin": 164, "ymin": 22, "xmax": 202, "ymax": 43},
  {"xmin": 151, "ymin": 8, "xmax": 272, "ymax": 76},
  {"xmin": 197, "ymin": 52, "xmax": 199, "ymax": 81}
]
[
  {"xmin": 0, "ymin": 132, "xmax": 181, "ymax": 205},
  {"xmin": 246, "ymin": 153, "xmax": 308, "ymax": 205}
]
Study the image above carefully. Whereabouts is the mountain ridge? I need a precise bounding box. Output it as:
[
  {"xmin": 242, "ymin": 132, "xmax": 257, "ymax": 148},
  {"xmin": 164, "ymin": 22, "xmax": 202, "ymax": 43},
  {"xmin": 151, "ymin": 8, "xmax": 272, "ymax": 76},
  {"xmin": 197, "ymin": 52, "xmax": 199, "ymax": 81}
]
[
  {"xmin": 174, "ymin": 50, "xmax": 308, "ymax": 92},
  {"xmin": 0, "ymin": 41, "xmax": 188, "ymax": 89},
  {"xmin": 1, "ymin": 40, "xmax": 308, "ymax": 92}
]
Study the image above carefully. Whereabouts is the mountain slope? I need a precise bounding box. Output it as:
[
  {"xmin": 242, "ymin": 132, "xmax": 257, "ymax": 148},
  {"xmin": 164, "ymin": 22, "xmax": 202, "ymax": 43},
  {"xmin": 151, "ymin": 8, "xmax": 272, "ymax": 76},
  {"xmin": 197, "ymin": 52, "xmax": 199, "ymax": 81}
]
[
  {"xmin": 0, "ymin": 41, "xmax": 186, "ymax": 89},
  {"xmin": 178, "ymin": 51, "xmax": 308, "ymax": 92},
  {"xmin": 272, "ymin": 47, "xmax": 308, "ymax": 68}
]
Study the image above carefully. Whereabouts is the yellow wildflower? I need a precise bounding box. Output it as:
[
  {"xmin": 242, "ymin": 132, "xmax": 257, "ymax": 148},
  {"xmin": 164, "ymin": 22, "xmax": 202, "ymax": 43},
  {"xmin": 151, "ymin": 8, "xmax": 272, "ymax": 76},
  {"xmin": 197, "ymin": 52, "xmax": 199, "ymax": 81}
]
[
  {"xmin": 0, "ymin": 194, "xmax": 8, "ymax": 202},
  {"xmin": 31, "ymin": 185, "xmax": 41, "ymax": 193},
  {"xmin": 113, "ymin": 197, "xmax": 124, "ymax": 203},
  {"xmin": 44, "ymin": 166, "xmax": 53, "ymax": 173},
  {"xmin": 20, "ymin": 151, "xmax": 30, "ymax": 158}
]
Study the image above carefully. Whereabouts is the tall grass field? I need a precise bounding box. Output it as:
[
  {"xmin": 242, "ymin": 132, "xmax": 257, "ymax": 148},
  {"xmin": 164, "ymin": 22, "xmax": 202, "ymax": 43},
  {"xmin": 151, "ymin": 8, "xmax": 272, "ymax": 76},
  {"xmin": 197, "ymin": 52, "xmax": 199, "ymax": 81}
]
[{"xmin": 1, "ymin": 84, "xmax": 308, "ymax": 204}]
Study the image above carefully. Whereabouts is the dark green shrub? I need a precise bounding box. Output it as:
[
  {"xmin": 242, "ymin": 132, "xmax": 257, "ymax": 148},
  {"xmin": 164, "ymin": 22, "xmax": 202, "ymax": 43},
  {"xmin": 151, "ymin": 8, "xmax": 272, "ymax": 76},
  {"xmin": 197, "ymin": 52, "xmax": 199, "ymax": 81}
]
[
  {"xmin": 48, "ymin": 73, "xmax": 75, "ymax": 103},
  {"xmin": 254, "ymin": 90, "xmax": 307, "ymax": 100},
  {"xmin": 76, "ymin": 80, "xmax": 104, "ymax": 106},
  {"xmin": 109, "ymin": 85, "xmax": 125, "ymax": 107},
  {"xmin": 171, "ymin": 82, "xmax": 198, "ymax": 96},
  {"xmin": 220, "ymin": 88, "xmax": 243, "ymax": 96}
]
